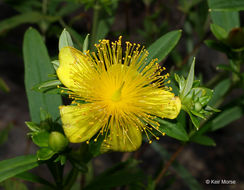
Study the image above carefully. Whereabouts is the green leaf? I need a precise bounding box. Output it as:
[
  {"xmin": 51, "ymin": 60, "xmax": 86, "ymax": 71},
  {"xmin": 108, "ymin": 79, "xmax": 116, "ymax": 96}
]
[
  {"xmin": 37, "ymin": 147, "xmax": 55, "ymax": 161},
  {"xmin": 51, "ymin": 60, "xmax": 59, "ymax": 71},
  {"xmin": 208, "ymin": 0, "xmax": 244, "ymax": 11},
  {"xmin": 23, "ymin": 28, "xmax": 62, "ymax": 123},
  {"xmin": 0, "ymin": 78, "xmax": 10, "ymax": 92},
  {"xmin": 190, "ymin": 135, "xmax": 216, "ymax": 146},
  {"xmin": 59, "ymin": 28, "xmax": 74, "ymax": 51},
  {"xmin": 151, "ymin": 142, "xmax": 204, "ymax": 190},
  {"xmin": 156, "ymin": 118, "xmax": 189, "ymax": 141},
  {"xmin": 0, "ymin": 155, "xmax": 39, "ymax": 183},
  {"xmin": 146, "ymin": 30, "xmax": 182, "ymax": 65},
  {"xmin": 84, "ymin": 159, "xmax": 145, "ymax": 190},
  {"xmin": 205, "ymin": 106, "xmax": 221, "ymax": 112},
  {"xmin": 83, "ymin": 34, "xmax": 90, "ymax": 53},
  {"xmin": 95, "ymin": 17, "xmax": 115, "ymax": 44},
  {"xmin": 32, "ymin": 131, "xmax": 50, "ymax": 147},
  {"xmin": 209, "ymin": 79, "xmax": 231, "ymax": 106},
  {"xmin": 182, "ymin": 58, "xmax": 195, "ymax": 97},
  {"xmin": 210, "ymin": 24, "xmax": 228, "ymax": 40},
  {"xmin": 188, "ymin": 111, "xmax": 200, "ymax": 129},
  {"xmin": 0, "ymin": 179, "xmax": 28, "ymax": 190},
  {"xmin": 209, "ymin": 11, "xmax": 240, "ymax": 32},
  {"xmin": 65, "ymin": 27, "xmax": 84, "ymax": 50},
  {"xmin": 15, "ymin": 171, "xmax": 55, "ymax": 188},
  {"xmin": 204, "ymin": 40, "xmax": 231, "ymax": 54},
  {"xmin": 210, "ymin": 106, "xmax": 244, "ymax": 131},
  {"xmin": 0, "ymin": 12, "xmax": 43, "ymax": 34},
  {"xmin": 33, "ymin": 79, "xmax": 61, "ymax": 93},
  {"xmin": 25, "ymin": 121, "xmax": 41, "ymax": 133}
]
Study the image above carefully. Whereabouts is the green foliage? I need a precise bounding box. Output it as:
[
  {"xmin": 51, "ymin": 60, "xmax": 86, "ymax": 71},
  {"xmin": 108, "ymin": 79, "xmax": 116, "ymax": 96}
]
[
  {"xmin": 209, "ymin": 106, "xmax": 244, "ymax": 131},
  {"xmin": 37, "ymin": 147, "xmax": 56, "ymax": 161},
  {"xmin": 147, "ymin": 30, "xmax": 182, "ymax": 65},
  {"xmin": 0, "ymin": 179, "xmax": 28, "ymax": 190},
  {"xmin": 190, "ymin": 135, "xmax": 216, "ymax": 146},
  {"xmin": 0, "ymin": 12, "xmax": 44, "ymax": 34},
  {"xmin": 157, "ymin": 118, "xmax": 189, "ymax": 142},
  {"xmin": 208, "ymin": 0, "xmax": 244, "ymax": 11},
  {"xmin": 0, "ymin": 155, "xmax": 39, "ymax": 183},
  {"xmin": 59, "ymin": 28, "xmax": 74, "ymax": 50},
  {"xmin": 84, "ymin": 159, "xmax": 145, "ymax": 190},
  {"xmin": 15, "ymin": 171, "xmax": 55, "ymax": 188},
  {"xmin": 175, "ymin": 59, "xmax": 218, "ymax": 129},
  {"xmin": 23, "ymin": 28, "xmax": 62, "ymax": 123}
]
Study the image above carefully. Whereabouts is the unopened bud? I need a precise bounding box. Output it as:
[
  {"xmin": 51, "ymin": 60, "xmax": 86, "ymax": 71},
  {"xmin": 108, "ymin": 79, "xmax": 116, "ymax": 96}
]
[
  {"xmin": 49, "ymin": 131, "xmax": 68, "ymax": 152},
  {"xmin": 194, "ymin": 102, "xmax": 202, "ymax": 112}
]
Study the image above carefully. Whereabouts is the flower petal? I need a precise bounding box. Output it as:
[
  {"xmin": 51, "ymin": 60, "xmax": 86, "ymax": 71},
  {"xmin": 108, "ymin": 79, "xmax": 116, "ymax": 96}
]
[
  {"xmin": 160, "ymin": 92, "xmax": 181, "ymax": 119},
  {"xmin": 59, "ymin": 105, "xmax": 102, "ymax": 143},
  {"xmin": 57, "ymin": 46, "xmax": 87, "ymax": 89},
  {"xmin": 101, "ymin": 124, "xmax": 142, "ymax": 152}
]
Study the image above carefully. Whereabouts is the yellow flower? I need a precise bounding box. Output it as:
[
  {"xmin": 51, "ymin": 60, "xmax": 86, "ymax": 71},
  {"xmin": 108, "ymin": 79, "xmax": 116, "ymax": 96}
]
[{"xmin": 57, "ymin": 37, "xmax": 181, "ymax": 152}]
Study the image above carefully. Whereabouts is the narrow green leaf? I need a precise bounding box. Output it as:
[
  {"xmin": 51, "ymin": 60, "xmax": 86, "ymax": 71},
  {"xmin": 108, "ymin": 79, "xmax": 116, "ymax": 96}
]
[
  {"xmin": 157, "ymin": 118, "xmax": 189, "ymax": 141},
  {"xmin": 65, "ymin": 27, "xmax": 84, "ymax": 50},
  {"xmin": 208, "ymin": 0, "xmax": 244, "ymax": 11},
  {"xmin": 59, "ymin": 28, "xmax": 74, "ymax": 51},
  {"xmin": 33, "ymin": 79, "xmax": 61, "ymax": 92},
  {"xmin": 0, "ymin": 12, "xmax": 43, "ymax": 34},
  {"xmin": 188, "ymin": 111, "xmax": 200, "ymax": 129},
  {"xmin": 190, "ymin": 135, "xmax": 216, "ymax": 146},
  {"xmin": 0, "ymin": 155, "xmax": 39, "ymax": 183},
  {"xmin": 23, "ymin": 28, "xmax": 62, "ymax": 123},
  {"xmin": 151, "ymin": 143, "xmax": 204, "ymax": 190},
  {"xmin": 0, "ymin": 179, "xmax": 28, "ymax": 190},
  {"xmin": 210, "ymin": 24, "xmax": 228, "ymax": 40},
  {"xmin": 84, "ymin": 159, "xmax": 145, "ymax": 190},
  {"xmin": 204, "ymin": 40, "xmax": 230, "ymax": 54},
  {"xmin": 209, "ymin": 79, "xmax": 231, "ymax": 106},
  {"xmin": 25, "ymin": 122, "xmax": 40, "ymax": 132},
  {"xmin": 83, "ymin": 34, "xmax": 90, "ymax": 53},
  {"xmin": 37, "ymin": 147, "xmax": 55, "ymax": 161},
  {"xmin": 147, "ymin": 30, "xmax": 182, "ymax": 64},
  {"xmin": 182, "ymin": 58, "xmax": 195, "ymax": 97},
  {"xmin": 51, "ymin": 60, "xmax": 59, "ymax": 71},
  {"xmin": 15, "ymin": 171, "xmax": 55, "ymax": 188},
  {"xmin": 210, "ymin": 106, "xmax": 243, "ymax": 131},
  {"xmin": 95, "ymin": 17, "xmax": 115, "ymax": 44},
  {"xmin": 205, "ymin": 106, "xmax": 221, "ymax": 112}
]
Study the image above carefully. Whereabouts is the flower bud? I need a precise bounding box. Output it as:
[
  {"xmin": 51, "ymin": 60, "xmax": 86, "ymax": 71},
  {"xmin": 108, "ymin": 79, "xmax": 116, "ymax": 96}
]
[
  {"xmin": 194, "ymin": 102, "xmax": 202, "ymax": 112},
  {"xmin": 49, "ymin": 131, "xmax": 68, "ymax": 152}
]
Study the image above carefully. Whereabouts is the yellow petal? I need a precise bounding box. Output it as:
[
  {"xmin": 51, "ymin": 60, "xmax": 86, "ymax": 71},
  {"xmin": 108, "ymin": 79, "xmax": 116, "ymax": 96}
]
[
  {"xmin": 57, "ymin": 46, "xmax": 87, "ymax": 89},
  {"xmin": 161, "ymin": 93, "xmax": 181, "ymax": 119},
  {"xmin": 59, "ymin": 105, "xmax": 102, "ymax": 143},
  {"xmin": 101, "ymin": 124, "xmax": 142, "ymax": 152}
]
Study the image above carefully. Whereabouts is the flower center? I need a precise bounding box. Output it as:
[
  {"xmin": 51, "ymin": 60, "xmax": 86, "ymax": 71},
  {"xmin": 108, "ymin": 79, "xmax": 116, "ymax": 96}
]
[{"xmin": 111, "ymin": 82, "xmax": 125, "ymax": 102}]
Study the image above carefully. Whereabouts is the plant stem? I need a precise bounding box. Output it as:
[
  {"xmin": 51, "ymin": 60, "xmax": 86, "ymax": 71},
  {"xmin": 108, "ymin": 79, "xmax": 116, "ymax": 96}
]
[
  {"xmin": 47, "ymin": 161, "xmax": 64, "ymax": 189},
  {"xmin": 64, "ymin": 168, "xmax": 79, "ymax": 190},
  {"xmin": 90, "ymin": 1, "xmax": 101, "ymax": 50},
  {"xmin": 155, "ymin": 143, "xmax": 185, "ymax": 184}
]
